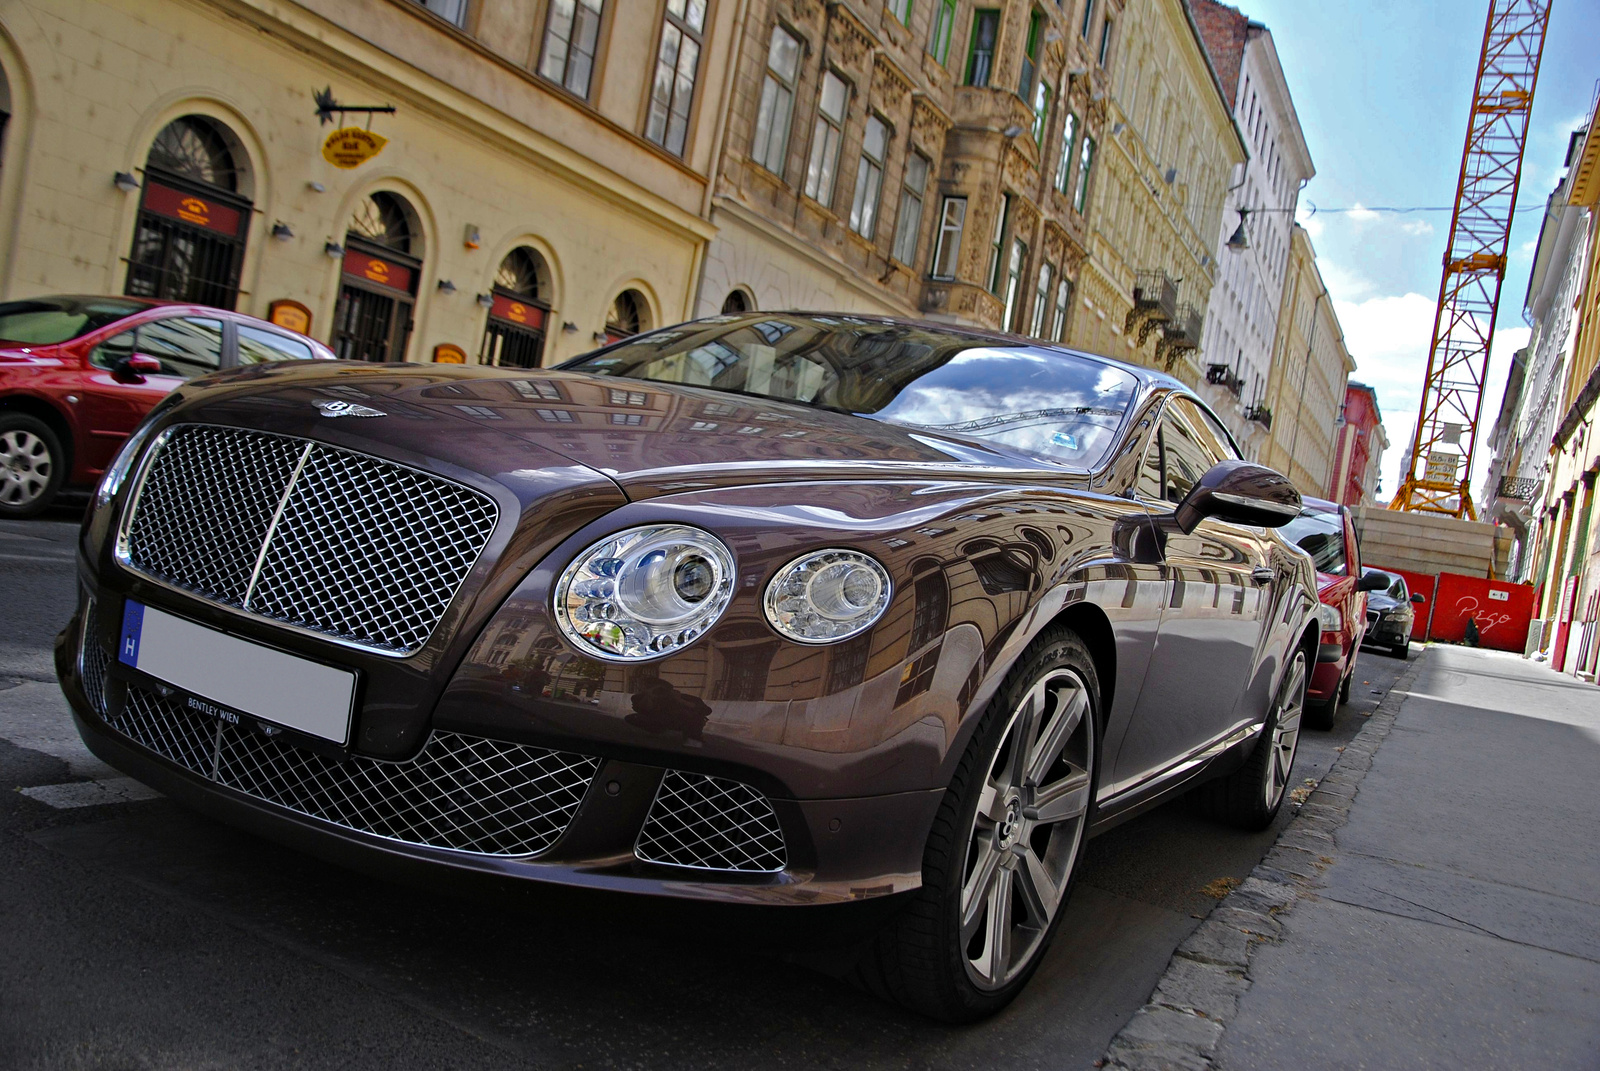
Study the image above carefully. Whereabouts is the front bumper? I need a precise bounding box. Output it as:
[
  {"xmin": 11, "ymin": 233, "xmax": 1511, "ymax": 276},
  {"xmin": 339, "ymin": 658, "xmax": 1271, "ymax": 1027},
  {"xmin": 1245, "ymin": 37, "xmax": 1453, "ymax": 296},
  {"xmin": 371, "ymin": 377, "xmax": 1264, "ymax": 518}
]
[
  {"xmin": 1307, "ymin": 642, "xmax": 1347, "ymax": 701},
  {"xmin": 57, "ymin": 602, "xmax": 939, "ymax": 906}
]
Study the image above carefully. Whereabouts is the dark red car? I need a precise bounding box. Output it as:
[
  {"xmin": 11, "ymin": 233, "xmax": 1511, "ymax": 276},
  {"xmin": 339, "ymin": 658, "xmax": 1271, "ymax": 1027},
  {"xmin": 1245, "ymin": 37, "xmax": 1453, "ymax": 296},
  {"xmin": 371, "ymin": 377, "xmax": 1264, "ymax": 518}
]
[
  {"xmin": 0, "ymin": 295, "xmax": 334, "ymax": 517},
  {"xmin": 61, "ymin": 314, "xmax": 1320, "ymax": 1021},
  {"xmin": 1276, "ymin": 497, "xmax": 1388, "ymax": 728}
]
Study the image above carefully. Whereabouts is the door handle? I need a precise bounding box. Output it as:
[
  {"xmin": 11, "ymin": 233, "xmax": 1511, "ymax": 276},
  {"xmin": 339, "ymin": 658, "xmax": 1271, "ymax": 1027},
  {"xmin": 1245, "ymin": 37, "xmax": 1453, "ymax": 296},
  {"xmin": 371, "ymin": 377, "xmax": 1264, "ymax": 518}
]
[{"xmin": 1251, "ymin": 567, "xmax": 1275, "ymax": 585}]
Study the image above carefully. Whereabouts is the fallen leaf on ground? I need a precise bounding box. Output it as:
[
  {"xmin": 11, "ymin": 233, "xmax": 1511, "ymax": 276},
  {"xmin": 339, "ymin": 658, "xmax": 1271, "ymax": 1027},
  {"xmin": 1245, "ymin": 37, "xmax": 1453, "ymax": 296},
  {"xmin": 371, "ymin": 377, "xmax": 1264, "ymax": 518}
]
[{"xmin": 1200, "ymin": 876, "xmax": 1242, "ymax": 898}]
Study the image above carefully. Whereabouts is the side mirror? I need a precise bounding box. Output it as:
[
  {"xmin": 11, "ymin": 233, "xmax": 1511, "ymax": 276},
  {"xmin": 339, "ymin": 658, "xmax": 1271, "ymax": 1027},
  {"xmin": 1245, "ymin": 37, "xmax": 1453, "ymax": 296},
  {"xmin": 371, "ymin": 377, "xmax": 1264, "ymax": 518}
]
[
  {"xmin": 112, "ymin": 353, "xmax": 164, "ymax": 384},
  {"xmin": 1173, "ymin": 459, "xmax": 1302, "ymax": 534},
  {"xmin": 1357, "ymin": 571, "xmax": 1390, "ymax": 593},
  {"xmin": 1411, "ymin": 592, "xmax": 1426, "ymax": 604}
]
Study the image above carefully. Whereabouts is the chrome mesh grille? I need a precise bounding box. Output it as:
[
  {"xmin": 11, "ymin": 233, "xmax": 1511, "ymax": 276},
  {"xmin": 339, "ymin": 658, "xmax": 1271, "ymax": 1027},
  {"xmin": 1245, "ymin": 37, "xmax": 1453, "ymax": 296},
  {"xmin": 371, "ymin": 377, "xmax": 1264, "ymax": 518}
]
[
  {"xmin": 121, "ymin": 425, "xmax": 498, "ymax": 653},
  {"xmin": 79, "ymin": 599, "xmax": 109, "ymax": 715},
  {"xmin": 107, "ymin": 684, "xmax": 598, "ymax": 857},
  {"xmin": 635, "ymin": 770, "xmax": 787, "ymax": 873}
]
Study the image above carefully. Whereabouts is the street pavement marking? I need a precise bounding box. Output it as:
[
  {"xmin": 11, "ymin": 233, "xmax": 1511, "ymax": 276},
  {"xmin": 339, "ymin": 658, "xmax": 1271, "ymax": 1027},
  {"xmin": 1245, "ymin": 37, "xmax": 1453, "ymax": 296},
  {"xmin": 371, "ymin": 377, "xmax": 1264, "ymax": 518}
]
[
  {"xmin": 0, "ymin": 553, "xmax": 77, "ymax": 564},
  {"xmin": 20, "ymin": 777, "xmax": 163, "ymax": 808}
]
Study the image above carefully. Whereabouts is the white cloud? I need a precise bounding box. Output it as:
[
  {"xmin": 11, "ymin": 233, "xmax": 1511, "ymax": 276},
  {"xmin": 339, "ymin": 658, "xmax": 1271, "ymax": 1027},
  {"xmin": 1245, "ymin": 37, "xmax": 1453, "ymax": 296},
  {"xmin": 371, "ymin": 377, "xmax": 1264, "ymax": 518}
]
[
  {"xmin": 1398, "ymin": 218, "xmax": 1435, "ymax": 237},
  {"xmin": 1346, "ymin": 202, "xmax": 1380, "ymax": 224}
]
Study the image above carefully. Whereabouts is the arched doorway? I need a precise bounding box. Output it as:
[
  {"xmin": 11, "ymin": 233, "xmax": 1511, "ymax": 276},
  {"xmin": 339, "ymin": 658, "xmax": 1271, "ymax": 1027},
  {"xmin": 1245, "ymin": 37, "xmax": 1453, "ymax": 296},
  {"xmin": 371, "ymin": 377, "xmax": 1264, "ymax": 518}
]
[
  {"xmin": 721, "ymin": 288, "xmax": 752, "ymax": 315},
  {"xmin": 604, "ymin": 288, "xmax": 650, "ymax": 345},
  {"xmin": 480, "ymin": 247, "xmax": 551, "ymax": 368},
  {"xmin": 125, "ymin": 115, "xmax": 252, "ymax": 309},
  {"xmin": 331, "ymin": 192, "xmax": 423, "ymax": 362}
]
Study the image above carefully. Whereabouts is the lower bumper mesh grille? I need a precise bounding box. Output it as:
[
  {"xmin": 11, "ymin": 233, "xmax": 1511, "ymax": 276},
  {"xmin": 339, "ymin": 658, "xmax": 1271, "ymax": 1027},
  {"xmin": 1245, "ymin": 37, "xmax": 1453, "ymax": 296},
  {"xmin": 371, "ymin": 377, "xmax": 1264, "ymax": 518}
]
[
  {"xmin": 635, "ymin": 770, "xmax": 787, "ymax": 873},
  {"xmin": 79, "ymin": 600, "xmax": 109, "ymax": 715},
  {"xmin": 105, "ymin": 684, "xmax": 598, "ymax": 857}
]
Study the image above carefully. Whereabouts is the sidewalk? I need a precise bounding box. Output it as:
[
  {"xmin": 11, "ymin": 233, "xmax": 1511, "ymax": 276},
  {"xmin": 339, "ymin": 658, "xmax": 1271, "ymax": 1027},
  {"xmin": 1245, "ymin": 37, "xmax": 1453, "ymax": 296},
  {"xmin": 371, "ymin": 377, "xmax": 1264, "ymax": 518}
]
[{"xmin": 1105, "ymin": 644, "xmax": 1600, "ymax": 1069}]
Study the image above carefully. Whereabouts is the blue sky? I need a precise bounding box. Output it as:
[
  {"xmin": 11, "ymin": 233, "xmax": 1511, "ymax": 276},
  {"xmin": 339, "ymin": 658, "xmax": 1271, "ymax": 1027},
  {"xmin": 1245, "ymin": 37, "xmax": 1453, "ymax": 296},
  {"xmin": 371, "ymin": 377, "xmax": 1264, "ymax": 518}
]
[{"xmin": 1232, "ymin": 0, "xmax": 1599, "ymax": 503}]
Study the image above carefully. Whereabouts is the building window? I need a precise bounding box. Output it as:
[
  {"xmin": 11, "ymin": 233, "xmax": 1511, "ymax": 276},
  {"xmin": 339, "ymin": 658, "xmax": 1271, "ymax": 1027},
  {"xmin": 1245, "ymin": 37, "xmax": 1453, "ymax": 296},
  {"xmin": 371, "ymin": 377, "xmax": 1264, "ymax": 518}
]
[
  {"xmin": 1019, "ymin": 10, "xmax": 1043, "ymax": 97},
  {"xmin": 987, "ymin": 194, "xmax": 1010, "ymax": 294},
  {"xmin": 645, "ymin": 0, "xmax": 706, "ymax": 157},
  {"xmin": 888, "ymin": 0, "xmax": 913, "ymax": 25},
  {"xmin": 605, "ymin": 289, "xmax": 650, "ymax": 344},
  {"xmin": 331, "ymin": 191, "xmax": 423, "ymax": 363},
  {"xmin": 1052, "ymin": 275, "xmax": 1073, "ymax": 341},
  {"xmin": 416, "ymin": 0, "xmax": 466, "ymax": 26},
  {"xmin": 1098, "ymin": 16, "xmax": 1114, "ymax": 66},
  {"xmin": 538, "ymin": 0, "xmax": 604, "ymax": 98},
  {"xmin": 1080, "ymin": 0, "xmax": 1095, "ymax": 39},
  {"xmin": 892, "ymin": 153, "xmax": 929, "ymax": 264},
  {"xmin": 1031, "ymin": 82, "xmax": 1051, "ymax": 146},
  {"xmin": 930, "ymin": 196, "xmax": 966, "ymax": 278},
  {"xmin": 804, "ymin": 71, "xmax": 849, "ymax": 205},
  {"xmin": 849, "ymin": 116, "xmax": 889, "ymax": 239},
  {"xmin": 928, "ymin": 0, "xmax": 957, "ymax": 64},
  {"xmin": 752, "ymin": 26, "xmax": 801, "ymax": 176},
  {"xmin": 125, "ymin": 116, "xmax": 252, "ymax": 311},
  {"xmin": 1073, "ymin": 134, "xmax": 1096, "ymax": 213},
  {"xmin": 965, "ymin": 10, "xmax": 999, "ymax": 87},
  {"xmin": 1055, "ymin": 111, "xmax": 1079, "ymax": 194},
  {"xmin": 1002, "ymin": 237, "xmax": 1027, "ymax": 330},
  {"xmin": 479, "ymin": 246, "xmax": 551, "ymax": 369},
  {"xmin": 721, "ymin": 288, "xmax": 752, "ymax": 314},
  {"xmin": 1032, "ymin": 262, "xmax": 1054, "ymax": 337}
]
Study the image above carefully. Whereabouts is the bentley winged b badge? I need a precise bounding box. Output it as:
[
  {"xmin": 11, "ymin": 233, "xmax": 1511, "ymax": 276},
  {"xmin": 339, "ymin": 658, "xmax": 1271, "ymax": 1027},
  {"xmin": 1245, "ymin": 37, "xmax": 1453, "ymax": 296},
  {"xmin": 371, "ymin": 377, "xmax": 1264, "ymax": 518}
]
[{"xmin": 315, "ymin": 400, "xmax": 386, "ymax": 418}]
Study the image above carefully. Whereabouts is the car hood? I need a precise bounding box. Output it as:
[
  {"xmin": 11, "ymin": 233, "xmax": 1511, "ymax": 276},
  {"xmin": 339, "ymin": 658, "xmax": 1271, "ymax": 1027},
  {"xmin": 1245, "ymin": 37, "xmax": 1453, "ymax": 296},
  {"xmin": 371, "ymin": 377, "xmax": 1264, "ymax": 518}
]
[
  {"xmin": 179, "ymin": 360, "xmax": 1081, "ymax": 500},
  {"xmin": 1368, "ymin": 592, "xmax": 1403, "ymax": 613},
  {"xmin": 1315, "ymin": 571, "xmax": 1352, "ymax": 602}
]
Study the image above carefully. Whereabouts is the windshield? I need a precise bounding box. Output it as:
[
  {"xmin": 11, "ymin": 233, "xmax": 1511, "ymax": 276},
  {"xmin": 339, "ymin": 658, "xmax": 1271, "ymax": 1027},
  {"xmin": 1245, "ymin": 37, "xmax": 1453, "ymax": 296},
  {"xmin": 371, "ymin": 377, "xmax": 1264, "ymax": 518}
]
[
  {"xmin": 1281, "ymin": 508, "xmax": 1347, "ymax": 575},
  {"xmin": 562, "ymin": 315, "xmax": 1139, "ymax": 469},
  {"xmin": 0, "ymin": 297, "xmax": 147, "ymax": 345}
]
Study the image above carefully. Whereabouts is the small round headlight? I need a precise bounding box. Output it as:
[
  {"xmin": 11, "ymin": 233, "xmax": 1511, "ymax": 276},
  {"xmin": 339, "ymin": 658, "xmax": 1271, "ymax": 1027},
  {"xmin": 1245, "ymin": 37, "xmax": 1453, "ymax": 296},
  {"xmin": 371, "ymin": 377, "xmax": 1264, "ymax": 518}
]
[
  {"xmin": 763, "ymin": 549, "xmax": 892, "ymax": 644},
  {"xmin": 555, "ymin": 524, "xmax": 736, "ymax": 661}
]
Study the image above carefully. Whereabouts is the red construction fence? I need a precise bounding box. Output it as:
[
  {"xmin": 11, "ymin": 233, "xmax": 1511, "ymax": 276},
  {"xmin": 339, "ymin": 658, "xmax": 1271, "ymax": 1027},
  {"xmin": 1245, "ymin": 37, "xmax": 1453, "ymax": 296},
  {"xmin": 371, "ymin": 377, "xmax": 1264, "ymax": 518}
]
[{"xmin": 1372, "ymin": 566, "xmax": 1535, "ymax": 654}]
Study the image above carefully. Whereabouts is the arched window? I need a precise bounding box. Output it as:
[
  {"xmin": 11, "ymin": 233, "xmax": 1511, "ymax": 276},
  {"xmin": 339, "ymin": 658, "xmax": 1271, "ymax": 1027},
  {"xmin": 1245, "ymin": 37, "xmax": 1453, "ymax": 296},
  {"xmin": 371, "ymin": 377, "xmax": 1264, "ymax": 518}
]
[
  {"xmin": 605, "ymin": 288, "xmax": 650, "ymax": 345},
  {"xmin": 480, "ymin": 246, "xmax": 552, "ymax": 369},
  {"xmin": 125, "ymin": 115, "xmax": 252, "ymax": 309},
  {"xmin": 721, "ymin": 288, "xmax": 752, "ymax": 315},
  {"xmin": 331, "ymin": 192, "xmax": 423, "ymax": 362}
]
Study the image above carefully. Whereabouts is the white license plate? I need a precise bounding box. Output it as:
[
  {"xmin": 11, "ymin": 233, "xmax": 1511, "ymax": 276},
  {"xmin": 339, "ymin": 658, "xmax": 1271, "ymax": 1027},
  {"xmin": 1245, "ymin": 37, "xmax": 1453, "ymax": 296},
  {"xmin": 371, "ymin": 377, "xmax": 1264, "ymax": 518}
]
[{"xmin": 117, "ymin": 601, "xmax": 356, "ymax": 744}]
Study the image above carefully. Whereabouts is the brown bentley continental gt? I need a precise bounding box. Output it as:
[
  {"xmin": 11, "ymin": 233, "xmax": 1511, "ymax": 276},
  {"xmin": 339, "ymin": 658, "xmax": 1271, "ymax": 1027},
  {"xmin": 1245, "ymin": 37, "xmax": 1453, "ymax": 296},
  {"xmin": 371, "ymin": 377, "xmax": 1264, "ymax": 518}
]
[{"xmin": 58, "ymin": 313, "xmax": 1318, "ymax": 1021}]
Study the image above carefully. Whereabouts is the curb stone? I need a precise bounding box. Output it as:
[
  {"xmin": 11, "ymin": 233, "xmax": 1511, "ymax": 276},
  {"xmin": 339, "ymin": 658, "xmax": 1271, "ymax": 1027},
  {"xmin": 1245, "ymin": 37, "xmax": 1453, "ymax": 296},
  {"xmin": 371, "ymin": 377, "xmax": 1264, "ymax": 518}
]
[{"xmin": 1098, "ymin": 650, "xmax": 1428, "ymax": 1071}]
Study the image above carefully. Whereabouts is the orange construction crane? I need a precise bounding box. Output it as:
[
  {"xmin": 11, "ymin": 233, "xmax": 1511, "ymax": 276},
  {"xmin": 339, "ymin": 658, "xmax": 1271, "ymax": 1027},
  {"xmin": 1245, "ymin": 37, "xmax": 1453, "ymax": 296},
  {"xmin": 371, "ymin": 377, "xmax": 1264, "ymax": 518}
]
[{"xmin": 1391, "ymin": 0, "xmax": 1552, "ymax": 517}]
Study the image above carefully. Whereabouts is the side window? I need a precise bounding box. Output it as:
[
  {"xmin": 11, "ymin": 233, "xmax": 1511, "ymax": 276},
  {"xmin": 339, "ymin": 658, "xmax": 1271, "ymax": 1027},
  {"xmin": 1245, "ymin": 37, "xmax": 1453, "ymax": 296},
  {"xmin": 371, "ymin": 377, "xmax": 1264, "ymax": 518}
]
[
  {"xmin": 90, "ymin": 330, "xmax": 137, "ymax": 370},
  {"xmin": 136, "ymin": 317, "xmax": 225, "ymax": 379},
  {"xmin": 1137, "ymin": 426, "xmax": 1164, "ymax": 500},
  {"xmin": 1344, "ymin": 511, "xmax": 1361, "ymax": 575},
  {"xmin": 1393, "ymin": 577, "xmax": 1408, "ymax": 600},
  {"xmin": 1173, "ymin": 396, "xmax": 1240, "ymax": 461},
  {"xmin": 238, "ymin": 324, "xmax": 315, "ymax": 364},
  {"xmin": 1161, "ymin": 413, "xmax": 1212, "ymax": 504}
]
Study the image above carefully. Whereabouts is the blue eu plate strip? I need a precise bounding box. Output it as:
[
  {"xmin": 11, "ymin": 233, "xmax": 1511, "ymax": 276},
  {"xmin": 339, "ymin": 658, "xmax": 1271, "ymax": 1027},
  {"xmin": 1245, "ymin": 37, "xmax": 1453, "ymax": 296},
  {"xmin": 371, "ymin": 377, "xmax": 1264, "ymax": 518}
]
[{"xmin": 119, "ymin": 600, "xmax": 145, "ymax": 668}]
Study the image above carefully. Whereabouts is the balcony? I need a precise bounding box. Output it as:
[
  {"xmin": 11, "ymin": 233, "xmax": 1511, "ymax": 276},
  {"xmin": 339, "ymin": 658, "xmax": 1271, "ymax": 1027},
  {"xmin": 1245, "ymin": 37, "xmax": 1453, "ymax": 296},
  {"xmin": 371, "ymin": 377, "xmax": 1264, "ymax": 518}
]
[
  {"xmin": 1245, "ymin": 404, "xmax": 1273, "ymax": 430},
  {"xmin": 1124, "ymin": 269, "xmax": 1178, "ymax": 343},
  {"xmin": 1497, "ymin": 475, "xmax": 1538, "ymax": 501},
  {"xmin": 1155, "ymin": 304, "xmax": 1203, "ymax": 371},
  {"xmin": 1206, "ymin": 363, "xmax": 1244, "ymax": 398}
]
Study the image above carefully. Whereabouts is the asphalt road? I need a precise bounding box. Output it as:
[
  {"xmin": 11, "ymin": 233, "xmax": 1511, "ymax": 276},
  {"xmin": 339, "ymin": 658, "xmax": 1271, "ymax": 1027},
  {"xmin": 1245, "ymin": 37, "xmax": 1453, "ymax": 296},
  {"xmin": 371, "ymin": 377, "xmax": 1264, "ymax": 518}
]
[{"xmin": 0, "ymin": 512, "xmax": 1411, "ymax": 1069}]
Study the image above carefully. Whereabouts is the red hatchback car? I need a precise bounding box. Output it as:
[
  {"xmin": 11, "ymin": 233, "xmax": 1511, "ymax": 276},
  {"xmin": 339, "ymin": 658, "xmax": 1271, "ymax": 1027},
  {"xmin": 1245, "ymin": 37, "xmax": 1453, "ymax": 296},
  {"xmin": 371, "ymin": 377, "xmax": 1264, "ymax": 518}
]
[
  {"xmin": 0, "ymin": 295, "xmax": 335, "ymax": 517},
  {"xmin": 1277, "ymin": 497, "xmax": 1388, "ymax": 729}
]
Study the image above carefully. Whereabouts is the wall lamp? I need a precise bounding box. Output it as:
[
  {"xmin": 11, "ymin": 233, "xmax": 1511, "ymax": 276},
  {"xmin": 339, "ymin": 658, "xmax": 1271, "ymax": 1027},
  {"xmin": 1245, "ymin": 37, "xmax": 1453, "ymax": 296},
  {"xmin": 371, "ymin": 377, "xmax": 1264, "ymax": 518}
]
[
  {"xmin": 475, "ymin": 292, "xmax": 494, "ymax": 309},
  {"xmin": 562, "ymin": 321, "xmax": 578, "ymax": 334},
  {"xmin": 271, "ymin": 222, "xmax": 294, "ymax": 241},
  {"xmin": 1226, "ymin": 209, "xmax": 1251, "ymax": 251},
  {"xmin": 437, "ymin": 279, "xmax": 457, "ymax": 294},
  {"xmin": 113, "ymin": 171, "xmax": 140, "ymax": 192},
  {"xmin": 324, "ymin": 241, "xmax": 345, "ymax": 259}
]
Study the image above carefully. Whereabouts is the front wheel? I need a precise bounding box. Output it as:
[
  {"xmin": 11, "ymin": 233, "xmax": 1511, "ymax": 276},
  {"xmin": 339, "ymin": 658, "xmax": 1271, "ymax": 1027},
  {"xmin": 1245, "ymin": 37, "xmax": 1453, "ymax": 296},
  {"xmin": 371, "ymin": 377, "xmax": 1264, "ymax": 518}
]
[
  {"xmin": 853, "ymin": 628, "xmax": 1100, "ymax": 1022},
  {"xmin": 1194, "ymin": 648, "xmax": 1306, "ymax": 830},
  {"xmin": 0, "ymin": 414, "xmax": 66, "ymax": 519}
]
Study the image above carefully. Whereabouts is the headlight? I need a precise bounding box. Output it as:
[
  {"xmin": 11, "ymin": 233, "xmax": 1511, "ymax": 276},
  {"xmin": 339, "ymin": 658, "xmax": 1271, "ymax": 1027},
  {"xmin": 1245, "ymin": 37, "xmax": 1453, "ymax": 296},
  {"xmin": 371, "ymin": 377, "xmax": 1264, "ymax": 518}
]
[
  {"xmin": 554, "ymin": 524, "xmax": 735, "ymax": 661},
  {"xmin": 763, "ymin": 549, "xmax": 892, "ymax": 644},
  {"xmin": 1317, "ymin": 603, "xmax": 1342, "ymax": 632}
]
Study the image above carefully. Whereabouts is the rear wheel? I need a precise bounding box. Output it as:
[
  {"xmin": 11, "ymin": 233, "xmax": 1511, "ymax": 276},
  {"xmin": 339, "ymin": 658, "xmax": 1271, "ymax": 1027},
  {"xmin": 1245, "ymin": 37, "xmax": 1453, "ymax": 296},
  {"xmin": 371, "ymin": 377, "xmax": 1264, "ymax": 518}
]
[
  {"xmin": 1390, "ymin": 639, "xmax": 1411, "ymax": 659},
  {"xmin": 853, "ymin": 628, "xmax": 1099, "ymax": 1022},
  {"xmin": 1194, "ymin": 648, "xmax": 1306, "ymax": 830},
  {"xmin": 0, "ymin": 414, "xmax": 65, "ymax": 519}
]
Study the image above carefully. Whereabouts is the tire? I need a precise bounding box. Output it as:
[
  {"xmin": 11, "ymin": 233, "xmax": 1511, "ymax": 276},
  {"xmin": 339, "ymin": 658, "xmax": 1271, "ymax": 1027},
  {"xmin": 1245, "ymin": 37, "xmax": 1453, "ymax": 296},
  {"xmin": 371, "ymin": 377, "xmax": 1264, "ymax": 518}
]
[
  {"xmin": 0, "ymin": 413, "xmax": 66, "ymax": 519},
  {"xmin": 852, "ymin": 627, "xmax": 1100, "ymax": 1022},
  {"xmin": 1193, "ymin": 647, "xmax": 1307, "ymax": 830},
  {"xmin": 1390, "ymin": 639, "xmax": 1410, "ymax": 659}
]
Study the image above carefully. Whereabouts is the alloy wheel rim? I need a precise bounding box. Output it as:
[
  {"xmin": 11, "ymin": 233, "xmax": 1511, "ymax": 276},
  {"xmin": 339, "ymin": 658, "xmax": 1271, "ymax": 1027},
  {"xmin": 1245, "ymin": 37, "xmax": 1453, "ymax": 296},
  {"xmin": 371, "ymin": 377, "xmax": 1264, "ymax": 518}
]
[
  {"xmin": 1264, "ymin": 651, "xmax": 1306, "ymax": 810},
  {"xmin": 959, "ymin": 668, "xmax": 1094, "ymax": 991},
  {"xmin": 0, "ymin": 430, "xmax": 51, "ymax": 507}
]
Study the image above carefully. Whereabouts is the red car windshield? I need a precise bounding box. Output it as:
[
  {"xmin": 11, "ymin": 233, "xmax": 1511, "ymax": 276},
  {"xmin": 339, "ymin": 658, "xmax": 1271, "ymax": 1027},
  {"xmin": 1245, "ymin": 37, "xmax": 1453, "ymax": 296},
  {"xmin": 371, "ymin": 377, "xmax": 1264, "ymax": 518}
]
[
  {"xmin": 0, "ymin": 297, "xmax": 148, "ymax": 345},
  {"xmin": 1281, "ymin": 509, "xmax": 1347, "ymax": 576}
]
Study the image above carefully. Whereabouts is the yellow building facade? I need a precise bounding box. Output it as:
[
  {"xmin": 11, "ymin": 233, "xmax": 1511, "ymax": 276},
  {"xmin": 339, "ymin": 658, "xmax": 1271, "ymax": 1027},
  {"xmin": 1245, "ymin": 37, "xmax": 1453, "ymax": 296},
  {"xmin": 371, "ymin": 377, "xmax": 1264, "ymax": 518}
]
[
  {"xmin": 1065, "ymin": 0, "xmax": 1245, "ymax": 387},
  {"xmin": 1258, "ymin": 223, "xmax": 1354, "ymax": 496},
  {"xmin": 0, "ymin": 0, "xmax": 736, "ymax": 366}
]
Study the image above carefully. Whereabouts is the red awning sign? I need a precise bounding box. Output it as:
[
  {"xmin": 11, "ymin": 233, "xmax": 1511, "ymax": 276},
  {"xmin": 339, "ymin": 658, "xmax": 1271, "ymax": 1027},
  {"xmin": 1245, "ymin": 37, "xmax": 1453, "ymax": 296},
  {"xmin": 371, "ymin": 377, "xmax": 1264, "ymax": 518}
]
[
  {"xmin": 342, "ymin": 248, "xmax": 414, "ymax": 294},
  {"xmin": 490, "ymin": 293, "xmax": 546, "ymax": 329},
  {"xmin": 143, "ymin": 182, "xmax": 243, "ymax": 236}
]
